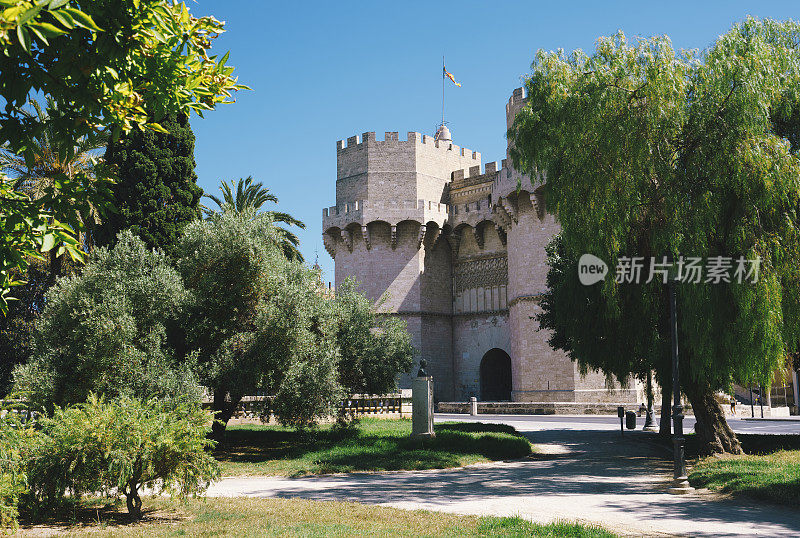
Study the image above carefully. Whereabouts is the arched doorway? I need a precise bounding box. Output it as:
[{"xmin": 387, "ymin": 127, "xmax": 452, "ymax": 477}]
[{"xmin": 480, "ymin": 348, "xmax": 512, "ymax": 401}]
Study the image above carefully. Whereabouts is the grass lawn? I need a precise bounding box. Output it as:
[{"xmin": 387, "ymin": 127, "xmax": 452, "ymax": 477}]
[
  {"xmin": 689, "ymin": 449, "xmax": 800, "ymax": 507},
  {"xmin": 19, "ymin": 497, "xmax": 618, "ymax": 537},
  {"xmin": 214, "ymin": 418, "xmax": 532, "ymax": 476}
]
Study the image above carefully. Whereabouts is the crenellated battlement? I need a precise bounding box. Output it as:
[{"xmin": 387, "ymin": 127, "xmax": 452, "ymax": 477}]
[
  {"xmin": 336, "ymin": 130, "xmax": 480, "ymax": 161},
  {"xmin": 450, "ymin": 161, "xmax": 500, "ymax": 188}
]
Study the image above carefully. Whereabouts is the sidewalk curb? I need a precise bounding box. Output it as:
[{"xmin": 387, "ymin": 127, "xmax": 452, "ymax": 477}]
[{"xmin": 741, "ymin": 417, "xmax": 800, "ymax": 422}]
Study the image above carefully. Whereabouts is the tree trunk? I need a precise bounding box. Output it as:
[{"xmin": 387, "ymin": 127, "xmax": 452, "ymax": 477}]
[
  {"xmin": 125, "ymin": 483, "xmax": 142, "ymax": 519},
  {"xmin": 684, "ymin": 377, "xmax": 742, "ymax": 455},
  {"xmin": 49, "ymin": 248, "xmax": 62, "ymax": 281},
  {"xmin": 211, "ymin": 389, "xmax": 242, "ymax": 439}
]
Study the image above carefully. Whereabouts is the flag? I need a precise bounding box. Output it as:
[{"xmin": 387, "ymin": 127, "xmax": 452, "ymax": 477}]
[{"xmin": 443, "ymin": 66, "xmax": 461, "ymax": 87}]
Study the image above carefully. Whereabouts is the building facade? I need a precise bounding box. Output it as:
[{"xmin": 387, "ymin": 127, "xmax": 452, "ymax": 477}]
[{"xmin": 322, "ymin": 87, "xmax": 641, "ymax": 403}]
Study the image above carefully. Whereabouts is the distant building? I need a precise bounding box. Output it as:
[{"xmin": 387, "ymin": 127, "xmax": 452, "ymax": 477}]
[{"xmin": 322, "ymin": 88, "xmax": 641, "ymax": 404}]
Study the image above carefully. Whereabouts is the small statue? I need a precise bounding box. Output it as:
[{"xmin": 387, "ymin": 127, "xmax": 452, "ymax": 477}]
[{"xmin": 417, "ymin": 359, "xmax": 428, "ymax": 378}]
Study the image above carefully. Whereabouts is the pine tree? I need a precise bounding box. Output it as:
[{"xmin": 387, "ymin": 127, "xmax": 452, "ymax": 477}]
[{"xmin": 97, "ymin": 114, "xmax": 203, "ymax": 254}]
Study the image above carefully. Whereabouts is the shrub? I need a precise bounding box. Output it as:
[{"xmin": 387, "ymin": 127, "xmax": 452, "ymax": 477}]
[
  {"xmin": 0, "ymin": 404, "xmax": 31, "ymax": 531},
  {"xmin": 25, "ymin": 394, "xmax": 219, "ymax": 519},
  {"xmin": 12, "ymin": 231, "xmax": 200, "ymax": 411},
  {"xmin": 332, "ymin": 278, "xmax": 415, "ymax": 396}
]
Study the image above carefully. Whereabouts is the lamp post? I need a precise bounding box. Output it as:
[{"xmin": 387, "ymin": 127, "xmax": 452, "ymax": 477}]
[
  {"xmin": 643, "ymin": 370, "xmax": 657, "ymax": 431},
  {"xmin": 668, "ymin": 270, "xmax": 693, "ymax": 494}
]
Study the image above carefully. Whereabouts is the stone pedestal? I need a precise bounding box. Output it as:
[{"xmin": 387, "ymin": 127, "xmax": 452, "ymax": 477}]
[
  {"xmin": 469, "ymin": 396, "xmax": 478, "ymax": 416},
  {"xmin": 668, "ymin": 476, "xmax": 695, "ymax": 495},
  {"xmin": 412, "ymin": 377, "xmax": 435, "ymax": 438}
]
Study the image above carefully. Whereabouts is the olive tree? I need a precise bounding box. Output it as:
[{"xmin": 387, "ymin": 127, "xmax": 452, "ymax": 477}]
[
  {"xmin": 176, "ymin": 211, "xmax": 342, "ymax": 435},
  {"xmin": 12, "ymin": 231, "xmax": 200, "ymax": 410},
  {"xmin": 332, "ymin": 278, "xmax": 414, "ymax": 396}
]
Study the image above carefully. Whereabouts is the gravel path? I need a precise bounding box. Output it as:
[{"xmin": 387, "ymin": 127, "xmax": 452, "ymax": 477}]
[{"xmin": 206, "ymin": 422, "xmax": 800, "ymax": 537}]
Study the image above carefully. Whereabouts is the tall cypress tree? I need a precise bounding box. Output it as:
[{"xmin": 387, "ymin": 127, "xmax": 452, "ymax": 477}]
[{"xmin": 97, "ymin": 114, "xmax": 203, "ymax": 254}]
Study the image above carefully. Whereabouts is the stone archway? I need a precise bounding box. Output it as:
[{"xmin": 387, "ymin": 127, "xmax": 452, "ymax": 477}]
[{"xmin": 480, "ymin": 348, "xmax": 512, "ymax": 401}]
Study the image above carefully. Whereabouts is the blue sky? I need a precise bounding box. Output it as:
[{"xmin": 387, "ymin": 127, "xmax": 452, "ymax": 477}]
[{"xmin": 189, "ymin": 1, "xmax": 799, "ymax": 281}]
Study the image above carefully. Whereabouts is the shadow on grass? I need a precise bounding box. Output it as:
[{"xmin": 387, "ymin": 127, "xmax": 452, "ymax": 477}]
[
  {"xmin": 213, "ymin": 420, "xmax": 532, "ymax": 475},
  {"xmin": 18, "ymin": 498, "xmax": 186, "ymax": 530}
]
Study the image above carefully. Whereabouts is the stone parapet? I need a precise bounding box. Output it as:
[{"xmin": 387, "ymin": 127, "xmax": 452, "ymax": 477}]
[{"xmin": 322, "ymin": 199, "xmax": 449, "ymax": 232}]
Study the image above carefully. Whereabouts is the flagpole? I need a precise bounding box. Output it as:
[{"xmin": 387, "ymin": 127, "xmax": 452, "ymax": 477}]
[{"xmin": 441, "ymin": 55, "xmax": 445, "ymax": 128}]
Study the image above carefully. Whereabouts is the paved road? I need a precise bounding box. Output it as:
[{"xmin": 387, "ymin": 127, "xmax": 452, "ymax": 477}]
[
  {"xmin": 207, "ymin": 416, "xmax": 800, "ymax": 536},
  {"xmin": 435, "ymin": 413, "xmax": 800, "ymax": 435}
]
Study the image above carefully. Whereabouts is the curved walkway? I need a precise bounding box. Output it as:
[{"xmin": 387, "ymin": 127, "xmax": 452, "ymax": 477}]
[{"xmin": 206, "ymin": 421, "xmax": 800, "ymax": 537}]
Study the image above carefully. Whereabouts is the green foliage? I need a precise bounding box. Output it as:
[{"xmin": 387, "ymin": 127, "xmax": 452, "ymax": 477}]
[
  {"xmin": 0, "ymin": 403, "xmax": 31, "ymax": 531},
  {"xmin": 24, "ymin": 394, "xmax": 220, "ymax": 519},
  {"xmin": 176, "ymin": 211, "xmax": 340, "ymax": 431},
  {"xmin": 0, "ymin": 174, "xmax": 86, "ymax": 314},
  {"xmin": 0, "ymin": 0, "xmax": 247, "ymax": 311},
  {"xmin": 0, "ymin": 257, "xmax": 78, "ymax": 394},
  {"xmin": 539, "ymin": 235, "xmax": 660, "ymax": 386},
  {"xmin": 332, "ymin": 278, "xmax": 415, "ymax": 395},
  {"xmin": 511, "ymin": 18, "xmax": 800, "ymax": 451},
  {"xmin": 203, "ymin": 177, "xmax": 306, "ymax": 262},
  {"xmin": 96, "ymin": 113, "xmax": 203, "ymax": 255},
  {"xmin": 689, "ymin": 450, "xmax": 800, "ymax": 507},
  {"xmin": 12, "ymin": 231, "xmax": 200, "ymax": 410}
]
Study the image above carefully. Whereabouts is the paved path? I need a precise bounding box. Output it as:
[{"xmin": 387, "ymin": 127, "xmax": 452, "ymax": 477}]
[
  {"xmin": 206, "ymin": 417, "xmax": 800, "ymax": 537},
  {"xmin": 435, "ymin": 412, "xmax": 800, "ymax": 435}
]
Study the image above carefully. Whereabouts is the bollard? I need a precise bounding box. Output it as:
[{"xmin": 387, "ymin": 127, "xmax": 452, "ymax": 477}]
[
  {"xmin": 469, "ymin": 397, "xmax": 477, "ymax": 416},
  {"xmin": 617, "ymin": 406, "xmax": 625, "ymax": 434}
]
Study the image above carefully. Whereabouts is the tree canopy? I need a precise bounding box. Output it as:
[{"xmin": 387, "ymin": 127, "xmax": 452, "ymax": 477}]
[
  {"xmin": 12, "ymin": 231, "xmax": 200, "ymax": 411},
  {"xmin": 0, "ymin": 0, "xmax": 246, "ymax": 313},
  {"xmin": 175, "ymin": 210, "xmax": 339, "ymax": 433},
  {"xmin": 332, "ymin": 278, "xmax": 414, "ymax": 396},
  {"xmin": 510, "ymin": 17, "xmax": 800, "ymax": 453},
  {"xmin": 204, "ymin": 177, "xmax": 306, "ymax": 262},
  {"xmin": 95, "ymin": 113, "xmax": 203, "ymax": 255}
]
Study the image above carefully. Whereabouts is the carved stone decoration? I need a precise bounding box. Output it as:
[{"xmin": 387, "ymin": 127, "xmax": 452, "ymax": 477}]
[
  {"xmin": 427, "ymin": 227, "xmax": 442, "ymax": 249},
  {"xmin": 495, "ymin": 224, "xmax": 507, "ymax": 246},
  {"xmin": 417, "ymin": 225, "xmax": 427, "ymax": 250},
  {"xmin": 340, "ymin": 229, "xmax": 353, "ymax": 252},
  {"xmin": 361, "ymin": 225, "xmax": 371, "ymax": 250},
  {"xmin": 391, "ymin": 225, "xmax": 398, "ymax": 250},
  {"xmin": 323, "ymin": 232, "xmax": 336, "ymax": 259},
  {"xmin": 447, "ymin": 229, "xmax": 461, "ymax": 255},
  {"xmin": 472, "ymin": 226, "xmax": 484, "ymax": 249},
  {"xmin": 454, "ymin": 256, "xmax": 508, "ymax": 293},
  {"xmin": 533, "ymin": 188, "xmax": 546, "ymax": 220},
  {"xmin": 501, "ymin": 198, "xmax": 518, "ymax": 224},
  {"xmin": 492, "ymin": 205, "xmax": 512, "ymax": 230}
]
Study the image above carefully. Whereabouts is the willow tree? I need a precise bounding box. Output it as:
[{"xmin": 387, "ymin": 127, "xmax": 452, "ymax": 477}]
[{"xmin": 511, "ymin": 17, "xmax": 800, "ymax": 454}]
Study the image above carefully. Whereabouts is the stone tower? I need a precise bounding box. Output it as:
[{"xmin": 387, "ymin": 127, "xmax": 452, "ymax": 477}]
[
  {"xmin": 323, "ymin": 130, "xmax": 481, "ymax": 400},
  {"xmin": 323, "ymin": 88, "xmax": 642, "ymax": 405}
]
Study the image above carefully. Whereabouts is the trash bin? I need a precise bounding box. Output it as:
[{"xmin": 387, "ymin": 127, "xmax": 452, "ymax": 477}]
[{"xmin": 625, "ymin": 410, "xmax": 636, "ymax": 430}]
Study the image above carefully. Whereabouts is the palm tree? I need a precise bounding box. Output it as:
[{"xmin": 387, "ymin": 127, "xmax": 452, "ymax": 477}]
[
  {"xmin": 0, "ymin": 98, "xmax": 106, "ymax": 274},
  {"xmin": 203, "ymin": 176, "xmax": 306, "ymax": 262}
]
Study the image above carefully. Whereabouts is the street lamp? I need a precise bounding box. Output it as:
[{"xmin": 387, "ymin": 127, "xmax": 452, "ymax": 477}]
[
  {"xmin": 643, "ymin": 371, "xmax": 657, "ymax": 431},
  {"xmin": 668, "ymin": 268, "xmax": 693, "ymax": 494}
]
